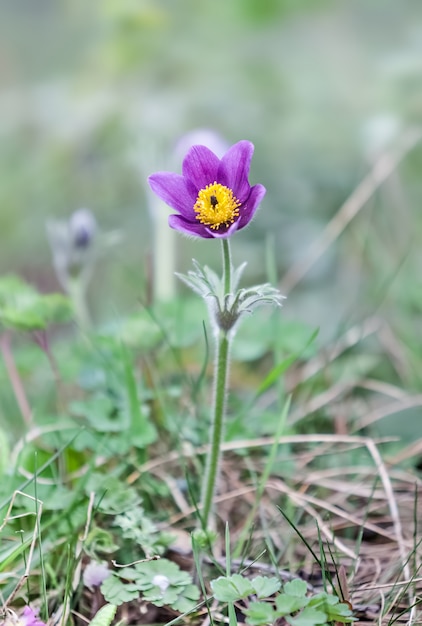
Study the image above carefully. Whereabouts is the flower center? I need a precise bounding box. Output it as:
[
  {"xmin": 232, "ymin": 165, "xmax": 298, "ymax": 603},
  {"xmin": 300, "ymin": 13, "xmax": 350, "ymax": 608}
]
[{"xmin": 194, "ymin": 182, "xmax": 241, "ymax": 230}]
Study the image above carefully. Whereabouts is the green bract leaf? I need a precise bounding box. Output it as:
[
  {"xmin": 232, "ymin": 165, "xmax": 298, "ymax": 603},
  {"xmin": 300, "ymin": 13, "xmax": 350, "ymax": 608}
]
[
  {"xmin": 177, "ymin": 259, "xmax": 284, "ymax": 337},
  {"xmin": 211, "ymin": 574, "xmax": 255, "ymax": 602},
  {"xmin": 251, "ymin": 575, "xmax": 281, "ymax": 599}
]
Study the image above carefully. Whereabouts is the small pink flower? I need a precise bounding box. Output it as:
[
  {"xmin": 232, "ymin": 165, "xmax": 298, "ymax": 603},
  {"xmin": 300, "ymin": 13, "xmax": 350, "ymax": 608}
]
[
  {"xmin": 3, "ymin": 607, "xmax": 46, "ymax": 626},
  {"xmin": 20, "ymin": 607, "xmax": 46, "ymax": 626}
]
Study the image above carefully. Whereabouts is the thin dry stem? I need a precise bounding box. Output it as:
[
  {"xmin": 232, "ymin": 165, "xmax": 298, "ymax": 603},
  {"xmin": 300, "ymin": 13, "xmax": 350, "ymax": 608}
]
[
  {"xmin": 0, "ymin": 490, "xmax": 43, "ymax": 608},
  {"xmin": 365, "ymin": 439, "xmax": 412, "ymax": 600},
  {"xmin": 280, "ymin": 128, "xmax": 422, "ymax": 294},
  {"xmin": 0, "ymin": 332, "xmax": 32, "ymax": 426}
]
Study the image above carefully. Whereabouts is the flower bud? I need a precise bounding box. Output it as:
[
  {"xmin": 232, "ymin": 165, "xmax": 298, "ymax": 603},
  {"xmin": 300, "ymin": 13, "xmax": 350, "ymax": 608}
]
[
  {"xmin": 69, "ymin": 208, "xmax": 97, "ymax": 249},
  {"xmin": 46, "ymin": 208, "xmax": 97, "ymax": 289}
]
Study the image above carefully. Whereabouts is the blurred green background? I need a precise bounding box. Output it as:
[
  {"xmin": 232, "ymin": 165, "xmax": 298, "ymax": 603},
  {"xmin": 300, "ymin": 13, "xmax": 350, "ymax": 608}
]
[{"xmin": 0, "ymin": 0, "xmax": 421, "ymax": 337}]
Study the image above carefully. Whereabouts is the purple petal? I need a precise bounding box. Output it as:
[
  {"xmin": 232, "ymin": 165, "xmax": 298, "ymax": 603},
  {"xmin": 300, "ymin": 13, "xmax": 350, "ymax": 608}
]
[
  {"xmin": 168, "ymin": 214, "xmax": 215, "ymax": 238},
  {"xmin": 218, "ymin": 140, "xmax": 254, "ymax": 201},
  {"xmin": 238, "ymin": 184, "xmax": 266, "ymax": 228},
  {"xmin": 182, "ymin": 145, "xmax": 220, "ymax": 189},
  {"xmin": 204, "ymin": 221, "xmax": 241, "ymax": 238},
  {"xmin": 148, "ymin": 172, "xmax": 196, "ymax": 217}
]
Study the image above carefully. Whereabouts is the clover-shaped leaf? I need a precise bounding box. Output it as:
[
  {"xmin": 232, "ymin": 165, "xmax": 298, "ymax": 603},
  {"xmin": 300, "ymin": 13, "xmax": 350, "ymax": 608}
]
[
  {"xmin": 286, "ymin": 606, "xmax": 327, "ymax": 626},
  {"xmin": 309, "ymin": 593, "xmax": 356, "ymax": 622},
  {"xmin": 70, "ymin": 394, "xmax": 128, "ymax": 432},
  {"xmin": 251, "ymin": 575, "xmax": 281, "ymax": 599},
  {"xmin": 244, "ymin": 601, "xmax": 276, "ymax": 625},
  {"xmin": 170, "ymin": 585, "xmax": 201, "ymax": 613},
  {"xmin": 134, "ymin": 558, "xmax": 191, "ymax": 586},
  {"xmin": 284, "ymin": 579, "xmax": 308, "ymax": 597},
  {"xmin": 114, "ymin": 507, "xmax": 172, "ymax": 557},
  {"xmin": 104, "ymin": 559, "xmax": 200, "ymax": 613},
  {"xmin": 276, "ymin": 592, "xmax": 309, "ymax": 615},
  {"xmin": 101, "ymin": 574, "xmax": 139, "ymax": 604},
  {"xmin": 211, "ymin": 573, "xmax": 255, "ymax": 602}
]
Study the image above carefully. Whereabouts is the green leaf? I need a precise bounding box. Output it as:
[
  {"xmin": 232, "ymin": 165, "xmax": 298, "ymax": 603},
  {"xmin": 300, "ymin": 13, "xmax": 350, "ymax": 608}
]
[
  {"xmin": 308, "ymin": 592, "xmax": 337, "ymax": 609},
  {"xmin": 99, "ymin": 312, "xmax": 163, "ymax": 351},
  {"xmin": 275, "ymin": 593, "xmax": 309, "ymax": 615},
  {"xmin": 0, "ymin": 427, "xmax": 9, "ymax": 476},
  {"xmin": 85, "ymin": 473, "xmax": 141, "ymax": 514},
  {"xmin": 101, "ymin": 574, "xmax": 139, "ymax": 605},
  {"xmin": 114, "ymin": 507, "xmax": 172, "ymax": 556},
  {"xmin": 309, "ymin": 593, "xmax": 355, "ymax": 622},
  {"xmin": 100, "ymin": 559, "xmax": 200, "ymax": 613},
  {"xmin": 70, "ymin": 395, "xmax": 128, "ymax": 432},
  {"xmin": 171, "ymin": 586, "xmax": 200, "ymax": 613},
  {"xmin": 244, "ymin": 601, "xmax": 276, "ymax": 625},
  {"xmin": 286, "ymin": 606, "xmax": 327, "ymax": 626},
  {"xmin": 85, "ymin": 527, "xmax": 119, "ymax": 555},
  {"xmin": 121, "ymin": 344, "xmax": 157, "ymax": 448},
  {"xmin": 89, "ymin": 604, "xmax": 117, "ymax": 626},
  {"xmin": 0, "ymin": 275, "xmax": 36, "ymax": 303},
  {"xmin": 284, "ymin": 579, "xmax": 308, "ymax": 597},
  {"xmin": 34, "ymin": 293, "xmax": 74, "ymax": 325},
  {"xmin": 327, "ymin": 604, "xmax": 355, "ymax": 622},
  {"xmin": 211, "ymin": 573, "xmax": 255, "ymax": 602},
  {"xmin": 251, "ymin": 575, "xmax": 281, "ymax": 599},
  {"xmin": 0, "ymin": 277, "xmax": 73, "ymax": 331}
]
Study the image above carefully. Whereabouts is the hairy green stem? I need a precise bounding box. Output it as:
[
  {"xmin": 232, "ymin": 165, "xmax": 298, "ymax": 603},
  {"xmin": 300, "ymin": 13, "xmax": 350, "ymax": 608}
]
[
  {"xmin": 222, "ymin": 238, "xmax": 232, "ymax": 295},
  {"xmin": 201, "ymin": 330, "xmax": 230, "ymax": 527},
  {"xmin": 201, "ymin": 238, "xmax": 233, "ymax": 529},
  {"xmin": 67, "ymin": 278, "xmax": 91, "ymax": 331}
]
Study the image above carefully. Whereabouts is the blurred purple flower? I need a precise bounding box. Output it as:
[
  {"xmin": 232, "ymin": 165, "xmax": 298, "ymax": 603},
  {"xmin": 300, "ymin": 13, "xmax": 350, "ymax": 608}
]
[
  {"xmin": 83, "ymin": 560, "xmax": 110, "ymax": 590},
  {"xmin": 174, "ymin": 128, "xmax": 229, "ymax": 161},
  {"xmin": 148, "ymin": 140, "xmax": 266, "ymax": 239},
  {"xmin": 3, "ymin": 607, "xmax": 46, "ymax": 626},
  {"xmin": 20, "ymin": 607, "xmax": 46, "ymax": 626}
]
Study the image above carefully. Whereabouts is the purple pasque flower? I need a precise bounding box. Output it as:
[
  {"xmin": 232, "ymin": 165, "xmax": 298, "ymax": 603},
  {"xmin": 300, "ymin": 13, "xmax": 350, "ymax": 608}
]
[{"xmin": 148, "ymin": 140, "xmax": 266, "ymax": 239}]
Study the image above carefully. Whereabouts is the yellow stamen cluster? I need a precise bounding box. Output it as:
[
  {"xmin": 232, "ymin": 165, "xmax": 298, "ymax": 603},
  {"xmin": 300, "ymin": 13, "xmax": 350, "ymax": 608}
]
[{"xmin": 194, "ymin": 182, "xmax": 241, "ymax": 230}]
